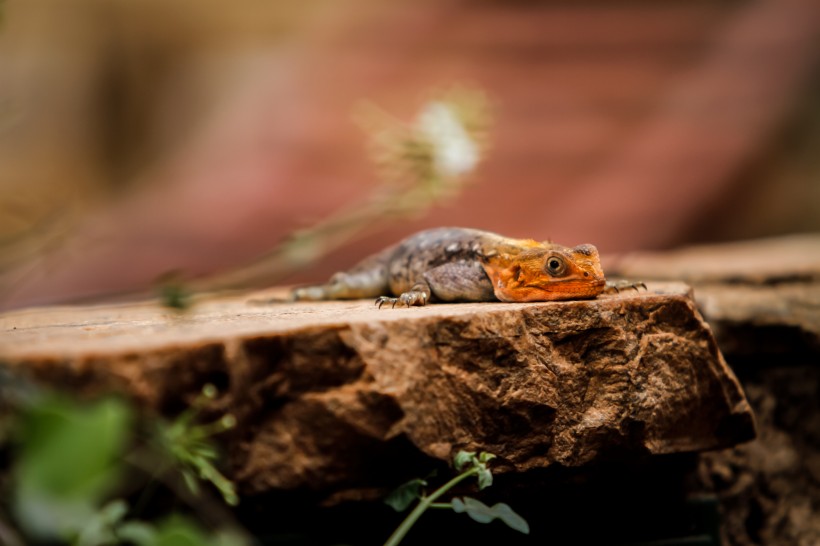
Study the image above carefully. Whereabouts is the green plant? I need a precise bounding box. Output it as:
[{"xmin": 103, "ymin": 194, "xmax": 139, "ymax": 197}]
[
  {"xmin": 156, "ymin": 271, "xmax": 193, "ymax": 311},
  {"xmin": 10, "ymin": 395, "xmax": 133, "ymax": 543},
  {"xmin": 0, "ymin": 380, "xmax": 245, "ymax": 546},
  {"xmin": 148, "ymin": 384, "xmax": 238, "ymax": 506},
  {"xmin": 383, "ymin": 451, "xmax": 529, "ymax": 546}
]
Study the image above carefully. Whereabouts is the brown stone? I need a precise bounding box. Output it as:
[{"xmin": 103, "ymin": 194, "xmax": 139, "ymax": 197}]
[
  {"xmin": 611, "ymin": 235, "xmax": 820, "ymax": 544},
  {"xmin": 610, "ymin": 234, "xmax": 820, "ymax": 355},
  {"xmin": 0, "ymin": 282, "xmax": 754, "ymax": 498}
]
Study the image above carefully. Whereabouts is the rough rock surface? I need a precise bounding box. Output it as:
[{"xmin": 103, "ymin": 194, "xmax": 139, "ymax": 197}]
[
  {"xmin": 0, "ymin": 282, "xmax": 754, "ymax": 498},
  {"xmin": 697, "ymin": 366, "xmax": 820, "ymax": 546},
  {"xmin": 611, "ymin": 234, "xmax": 820, "ymax": 546},
  {"xmin": 611, "ymin": 233, "xmax": 820, "ymax": 355}
]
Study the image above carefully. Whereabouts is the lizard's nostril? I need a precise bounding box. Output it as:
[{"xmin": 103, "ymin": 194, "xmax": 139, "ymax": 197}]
[{"xmin": 583, "ymin": 272, "xmax": 589, "ymax": 277}]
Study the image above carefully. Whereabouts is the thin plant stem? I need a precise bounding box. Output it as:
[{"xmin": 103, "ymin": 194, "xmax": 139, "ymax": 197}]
[{"xmin": 382, "ymin": 467, "xmax": 478, "ymax": 546}]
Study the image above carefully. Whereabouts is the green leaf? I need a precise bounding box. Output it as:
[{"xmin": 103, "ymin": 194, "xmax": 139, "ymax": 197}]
[
  {"xmin": 118, "ymin": 517, "xmax": 249, "ymax": 546},
  {"xmin": 451, "ymin": 497, "xmax": 530, "ymax": 534},
  {"xmin": 486, "ymin": 502, "xmax": 530, "ymax": 534},
  {"xmin": 476, "ymin": 467, "xmax": 493, "ymax": 490},
  {"xmin": 12, "ymin": 396, "xmax": 132, "ymax": 541},
  {"xmin": 384, "ymin": 478, "xmax": 427, "ymax": 512},
  {"xmin": 75, "ymin": 499, "xmax": 129, "ymax": 546},
  {"xmin": 478, "ymin": 452, "xmax": 496, "ymax": 464},
  {"xmin": 195, "ymin": 460, "xmax": 238, "ymax": 506},
  {"xmin": 453, "ymin": 451, "xmax": 476, "ymax": 471},
  {"xmin": 116, "ymin": 521, "xmax": 158, "ymax": 545},
  {"xmin": 147, "ymin": 516, "xmax": 210, "ymax": 546},
  {"xmin": 145, "ymin": 516, "xmax": 249, "ymax": 546},
  {"xmin": 195, "ymin": 444, "xmax": 219, "ymax": 459},
  {"xmin": 181, "ymin": 469, "xmax": 200, "ymax": 496}
]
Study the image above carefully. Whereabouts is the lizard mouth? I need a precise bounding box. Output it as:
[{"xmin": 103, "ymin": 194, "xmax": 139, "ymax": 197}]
[
  {"xmin": 503, "ymin": 278, "xmax": 605, "ymax": 302},
  {"xmin": 528, "ymin": 278, "xmax": 605, "ymax": 297}
]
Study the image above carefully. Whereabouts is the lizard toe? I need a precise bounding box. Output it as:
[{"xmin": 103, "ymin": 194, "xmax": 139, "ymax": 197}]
[
  {"xmin": 399, "ymin": 291, "xmax": 428, "ymax": 307},
  {"xmin": 375, "ymin": 296, "xmax": 399, "ymax": 309}
]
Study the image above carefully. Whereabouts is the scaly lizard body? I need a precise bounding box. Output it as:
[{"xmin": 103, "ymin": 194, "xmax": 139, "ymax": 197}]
[{"xmin": 292, "ymin": 227, "xmax": 613, "ymax": 307}]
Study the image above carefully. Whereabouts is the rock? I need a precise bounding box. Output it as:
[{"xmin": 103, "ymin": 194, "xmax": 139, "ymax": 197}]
[
  {"xmin": 610, "ymin": 234, "xmax": 820, "ymax": 356},
  {"xmin": 696, "ymin": 366, "xmax": 820, "ymax": 546},
  {"xmin": 0, "ymin": 282, "xmax": 755, "ymax": 499},
  {"xmin": 610, "ymin": 235, "xmax": 820, "ymax": 545}
]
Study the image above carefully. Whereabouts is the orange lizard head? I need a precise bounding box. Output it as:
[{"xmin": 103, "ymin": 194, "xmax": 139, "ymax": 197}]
[{"xmin": 480, "ymin": 242, "xmax": 606, "ymax": 302}]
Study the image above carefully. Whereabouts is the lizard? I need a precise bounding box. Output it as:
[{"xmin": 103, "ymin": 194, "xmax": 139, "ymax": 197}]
[{"xmin": 291, "ymin": 227, "xmax": 639, "ymax": 307}]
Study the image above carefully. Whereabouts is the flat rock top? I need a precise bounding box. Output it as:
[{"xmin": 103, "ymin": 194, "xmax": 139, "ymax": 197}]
[
  {"xmin": 612, "ymin": 233, "xmax": 820, "ymax": 284},
  {"xmin": 0, "ymin": 283, "xmax": 690, "ymax": 359},
  {"xmin": 610, "ymin": 234, "xmax": 820, "ymax": 352},
  {"xmin": 0, "ymin": 282, "xmax": 756, "ymax": 499}
]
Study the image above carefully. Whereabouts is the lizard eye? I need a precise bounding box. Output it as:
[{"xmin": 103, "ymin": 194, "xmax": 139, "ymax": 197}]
[{"xmin": 546, "ymin": 256, "xmax": 567, "ymax": 277}]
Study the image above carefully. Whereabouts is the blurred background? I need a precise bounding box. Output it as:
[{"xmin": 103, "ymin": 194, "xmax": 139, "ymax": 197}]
[{"xmin": 1, "ymin": 0, "xmax": 819, "ymax": 310}]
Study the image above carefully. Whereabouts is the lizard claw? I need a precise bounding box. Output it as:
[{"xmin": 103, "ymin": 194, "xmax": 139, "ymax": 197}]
[
  {"xmin": 375, "ymin": 296, "xmax": 398, "ymax": 309},
  {"xmin": 604, "ymin": 280, "xmax": 648, "ymax": 295}
]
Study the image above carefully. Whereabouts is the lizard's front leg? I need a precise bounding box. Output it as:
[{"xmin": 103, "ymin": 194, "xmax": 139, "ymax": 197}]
[
  {"xmin": 376, "ymin": 261, "xmax": 494, "ymax": 308},
  {"xmin": 375, "ymin": 281, "xmax": 431, "ymax": 308}
]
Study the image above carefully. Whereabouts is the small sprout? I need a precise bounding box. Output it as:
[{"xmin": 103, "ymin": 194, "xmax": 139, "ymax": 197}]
[
  {"xmin": 156, "ymin": 272, "xmax": 192, "ymax": 311},
  {"xmin": 153, "ymin": 387, "xmax": 239, "ymax": 507},
  {"xmin": 452, "ymin": 450, "xmax": 494, "ymax": 489},
  {"xmin": 382, "ymin": 450, "xmax": 528, "ymax": 546}
]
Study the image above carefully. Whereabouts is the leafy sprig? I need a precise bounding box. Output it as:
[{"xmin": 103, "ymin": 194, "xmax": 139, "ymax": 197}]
[
  {"xmin": 1, "ymin": 382, "xmax": 245, "ymax": 545},
  {"xmin": 151, "ymin": 384, "xmax": 238, "ymax": 506},
  {"xmin": 383, "ymin": 451, "xmax": 529, "ymax": 546}
]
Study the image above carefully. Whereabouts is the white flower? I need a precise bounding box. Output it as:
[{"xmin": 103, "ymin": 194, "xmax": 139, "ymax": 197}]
[{"xmin": 416, "ymin": 101, "xmax": 479, "ymax": 178}]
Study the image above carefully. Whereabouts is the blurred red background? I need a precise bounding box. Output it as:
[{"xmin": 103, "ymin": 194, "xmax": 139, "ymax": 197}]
[{"xmin": 1, "ymin": 0, "xmax": 819, "ymax": 309}]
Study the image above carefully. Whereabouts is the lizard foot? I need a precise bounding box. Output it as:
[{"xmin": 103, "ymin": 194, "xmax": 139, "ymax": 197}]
[
  {"xmin": 604, "ymin": 280, "xmax": 648, "ymax": 294},
  {"xmin": 375, "ymin": 291, "xmax": 429, "ymax": 309}
]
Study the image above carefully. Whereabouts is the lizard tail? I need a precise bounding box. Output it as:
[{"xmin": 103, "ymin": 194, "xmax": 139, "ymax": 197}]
[{"xmin": 291, "ymin": 285, "xmax": 332, "ymax": 301}]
